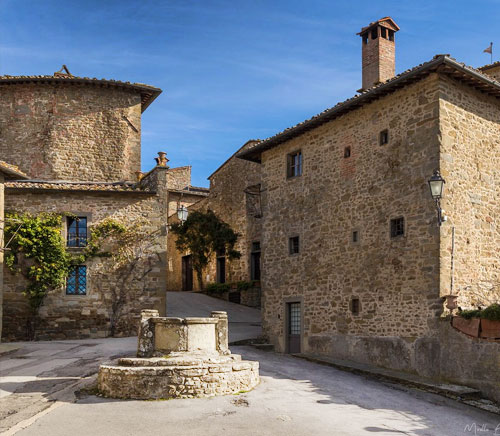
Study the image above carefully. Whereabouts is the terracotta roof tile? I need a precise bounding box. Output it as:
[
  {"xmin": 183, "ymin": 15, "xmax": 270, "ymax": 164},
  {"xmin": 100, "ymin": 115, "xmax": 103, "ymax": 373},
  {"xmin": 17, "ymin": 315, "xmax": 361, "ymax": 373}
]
[
  {"xmin": 0, "ymin": 74, "xmax": 162, "ymax": 112},
  {"xmin": 0, "ymin": 161, "xmax": 28, "ymax": 180},
  {"xmin": 5, "ymin": 179, "xmax": 155, "ymax": 194}
]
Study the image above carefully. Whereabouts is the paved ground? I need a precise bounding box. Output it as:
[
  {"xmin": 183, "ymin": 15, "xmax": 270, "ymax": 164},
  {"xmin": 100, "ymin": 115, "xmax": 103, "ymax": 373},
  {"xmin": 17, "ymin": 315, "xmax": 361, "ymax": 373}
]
[
  {"xmin": 166, "ymin": 291, "xmax": 262, "ymax": 342},
  {"xmin": 4, "ymin": 345, "xmax": 499, "ymax": 436},
  {"xmin": 1, "ymin": 293, "xmax": 498, "ymax": 435}
]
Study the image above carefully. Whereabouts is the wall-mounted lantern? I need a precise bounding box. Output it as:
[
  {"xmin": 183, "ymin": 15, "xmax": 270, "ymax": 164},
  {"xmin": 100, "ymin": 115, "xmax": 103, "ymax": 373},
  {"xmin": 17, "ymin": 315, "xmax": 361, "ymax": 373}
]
[
  {"xmin": 177, "ymin": 205, "xmax": 188, "ymax": 223},
  {"xmin": 428, "ymin": 170, "xmax": 447, "ymax": 226}
]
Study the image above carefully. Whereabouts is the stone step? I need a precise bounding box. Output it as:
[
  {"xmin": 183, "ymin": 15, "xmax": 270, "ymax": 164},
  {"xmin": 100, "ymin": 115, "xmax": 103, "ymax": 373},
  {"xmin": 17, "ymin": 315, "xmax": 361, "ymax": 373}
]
[{"xmin": 252, "ymin": 344, "xmax": 275, "ymax": 352}]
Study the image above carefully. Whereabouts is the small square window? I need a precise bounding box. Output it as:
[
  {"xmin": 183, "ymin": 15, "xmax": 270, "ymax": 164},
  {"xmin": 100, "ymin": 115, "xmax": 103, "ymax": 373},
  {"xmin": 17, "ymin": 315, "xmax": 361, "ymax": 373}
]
[
  {"xmin": 350, "ymin": 298, "xmax": 360, "ymax": 315},
  {"xmin": 289, "ymin": 236, "xmax": 300, "ymax": 255},
  {"xmin": 287, "ymin": 151, "xmax": 302, "ymax": 178},
  {"xmin": 380, "ymin": 130, "xmax": 389, "ymax": 145},
  {"xmin": 352, "ymin": 230, "xmax": 359, "ymax": 243},
  {"xmin": 390, "ymin": 217, "xmax": 405, "ymax": 238},
  {"xmin": 66, "ymin": 265, "xmax": 87, "ymax": 295},
  {"xmin": 344, "ymin": 147, "xmax": 351, "ymax": 158}
]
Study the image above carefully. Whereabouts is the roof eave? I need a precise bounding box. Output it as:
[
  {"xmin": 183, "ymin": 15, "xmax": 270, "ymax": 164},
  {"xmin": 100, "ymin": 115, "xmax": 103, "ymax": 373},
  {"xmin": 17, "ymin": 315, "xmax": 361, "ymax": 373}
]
[{"xmin": 237, "ymin": 55, "xmax": 500, "ymax": 163}]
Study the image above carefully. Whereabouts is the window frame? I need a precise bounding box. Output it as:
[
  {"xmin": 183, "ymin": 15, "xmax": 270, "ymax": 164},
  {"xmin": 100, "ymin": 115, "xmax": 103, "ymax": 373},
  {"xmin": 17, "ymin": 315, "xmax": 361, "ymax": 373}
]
[
  {"xmin": 390, "ymin": 216, "xmax": 405, "ymax": 238},
  {"xmin": 379, "ymin": 129, "xmax": 389, "ymax": 146},
  {"xmin": 66, "ymin": 214, "xmax": 90, "ymax": 248},
  {"xmin": 66, "ymin": 265, "xmax": 87, "ymax": 296},
  {"xmin": 289, "ymin": 236, "xmax": 300, "ymax": 255},
  {"xmin": 350, "ymin": 297, "xmax": 361, "ymax": 315},
  {"xmin": 286, "ymin": 150, "xmax": 303, "ymax": 179}
]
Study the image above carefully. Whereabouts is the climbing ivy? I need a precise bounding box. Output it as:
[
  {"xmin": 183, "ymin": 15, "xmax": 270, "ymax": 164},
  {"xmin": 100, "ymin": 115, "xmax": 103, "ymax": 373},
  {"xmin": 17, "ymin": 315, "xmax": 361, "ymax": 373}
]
[{"xmin": 4, "ymin": 212, "xmax": 126, "ymax": 315}]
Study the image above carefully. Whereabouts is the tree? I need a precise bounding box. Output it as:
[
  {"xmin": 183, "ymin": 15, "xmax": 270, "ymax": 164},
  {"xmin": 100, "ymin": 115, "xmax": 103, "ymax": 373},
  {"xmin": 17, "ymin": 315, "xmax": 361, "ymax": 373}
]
[{"xmin": 170, "ymin": 210, "xmax": 240, "ymax": 289}]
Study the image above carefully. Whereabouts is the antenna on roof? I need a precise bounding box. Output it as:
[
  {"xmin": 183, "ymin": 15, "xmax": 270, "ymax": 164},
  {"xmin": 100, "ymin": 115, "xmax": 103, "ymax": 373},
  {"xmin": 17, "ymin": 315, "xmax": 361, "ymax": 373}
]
[{"xmin": 53, "ymin": 65, "xmax": 73, "ymax": 77}]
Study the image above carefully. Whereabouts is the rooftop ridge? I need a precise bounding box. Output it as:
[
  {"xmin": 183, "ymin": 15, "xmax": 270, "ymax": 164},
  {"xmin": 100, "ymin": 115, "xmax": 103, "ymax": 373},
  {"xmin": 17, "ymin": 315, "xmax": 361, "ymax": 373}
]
[
  {"xmin": 238, "ymin": 55, "xmax": 500, "ymax": 162},
  {"xmin": 0, "ymin": 74, "xmax": 162, "ymax": 112}
]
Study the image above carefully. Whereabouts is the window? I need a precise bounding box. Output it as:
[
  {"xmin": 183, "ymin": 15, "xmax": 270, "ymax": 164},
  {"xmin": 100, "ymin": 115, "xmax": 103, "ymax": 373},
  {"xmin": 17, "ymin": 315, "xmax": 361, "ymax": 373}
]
[
  {"xmin": 380, "ymin": 27, "xmax": 387, "ymax": 39},
  {"xmin": 371, "ymin": 28, "xmax": 377, "ymax": 40},
  {"xmin": 362, "ymin": 34, "xmax": 368, "ymax": 45},
  {"xmin": 350, "ymin": 298, "xmax": 360, "ymax": 315},
  {"xmin": 287, "ymin": 151, "xmax": 302, "ymax": 178},
  {"xmin": 379, "ymin": 129, "xmax": 389, "ymax": 146},
  {"xmin": 390, "ymin": 217, "xmax": 405, "ymax": 238},
  {"xmin": 67, "ymin": 216, "xmax": 87, "ymax": 247},
  {"xmin": 352, "ymin": 230, "xmax": 359, "ymax": 243},
  {"xmin": 289, "ymin": 236, "xmax": 300, "ymax": 255},
  {"xmin": 344, "ymin": 146, "xmax": 351, "ymax": 158},
  {"xmin": 250, "ymin": 242, "xmax": 261, "ymax": 281},
  {"xmin": 66, "ymin": 265, "xmax": 87, "ymax": 295},
  {"xmin": 388, "ymin": 30, "xmax": 395, "ymax": 41}
]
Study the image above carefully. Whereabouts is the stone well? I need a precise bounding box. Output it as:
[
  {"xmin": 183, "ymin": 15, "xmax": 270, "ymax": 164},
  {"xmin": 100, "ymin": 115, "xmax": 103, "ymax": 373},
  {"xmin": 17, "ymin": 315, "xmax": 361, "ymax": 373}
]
[{"xmin": 97, "ymin": 310, "xmax": 259, "ymax": 399}]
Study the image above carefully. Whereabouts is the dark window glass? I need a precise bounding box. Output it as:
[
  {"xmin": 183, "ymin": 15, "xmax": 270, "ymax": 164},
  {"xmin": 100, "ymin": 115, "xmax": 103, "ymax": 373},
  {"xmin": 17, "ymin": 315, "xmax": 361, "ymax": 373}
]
[
  {"xmin": 351, "ymin": 298, "xmax": 360, "ymax": 315},
  {"xmin": 380, "ymin": 130, "xmax": 389, "ymax": 145},
  {"xmin": 289, "ymin": 302, "xmax": 301, "ymax": 335},
  {"xmin": 287, "ymin": 151, "xmax": 302, "ymax": 178},
  {"xmin": 390, "ymin": 217, "xmax": 405, "ymax": 238},
  {"xmin": 67, "ymin": 216, "xmax": 87, "ymax": 247},
  {"xmin": 289, "ymin": 236, "xmax": 300, "ymax": 255},
  {"xmin": 66, "ymin": 265, "xmax": 87, "ymax": 295},
  {"xmin": 344, "ymin": 146, "xmax": 351, "ymax": 158}
]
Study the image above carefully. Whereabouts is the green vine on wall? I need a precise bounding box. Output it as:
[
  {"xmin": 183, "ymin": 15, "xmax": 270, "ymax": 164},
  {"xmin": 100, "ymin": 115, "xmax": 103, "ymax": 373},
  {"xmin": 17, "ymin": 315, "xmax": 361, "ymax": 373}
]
[{"xmin": 4, "ymin": 212, "xmax": 126, "ymax": 314}]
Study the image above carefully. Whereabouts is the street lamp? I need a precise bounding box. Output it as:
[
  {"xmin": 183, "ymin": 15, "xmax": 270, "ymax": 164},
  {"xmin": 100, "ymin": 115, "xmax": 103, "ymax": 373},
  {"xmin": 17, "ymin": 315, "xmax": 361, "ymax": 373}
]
[
  {"xmin": 428, "ymin": 170, "xmax": 446, "ymax": 226},
  {"xmin": 177, "ymin": 205, "xmax": 188, "ymax": 222}
]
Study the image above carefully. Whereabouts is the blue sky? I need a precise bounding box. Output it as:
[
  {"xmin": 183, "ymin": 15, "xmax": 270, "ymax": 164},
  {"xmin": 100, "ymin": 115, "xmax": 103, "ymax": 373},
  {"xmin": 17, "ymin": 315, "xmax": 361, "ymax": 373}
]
[{"xmin": 1, "ymin": 1, "xmax": 499, "ymax": 187}]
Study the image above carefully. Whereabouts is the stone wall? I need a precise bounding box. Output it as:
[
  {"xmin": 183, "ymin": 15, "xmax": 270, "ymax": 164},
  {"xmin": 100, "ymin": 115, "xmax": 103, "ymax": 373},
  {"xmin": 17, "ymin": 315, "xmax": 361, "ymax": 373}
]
[
  {"xmin": 261, "ymin": 74, "xmax": 442, "ymax": 354},
  {"xmin": 0, "ymin": 83, "xmax": 142, "ymax": 181},
  {"xmin": 166, "ymin": 166, "xmax": 192, "ymax": 191},
  {"xmin": 481, "ymin": 65, "xmax": 500, "ymax": 82},
  {"xmin": 307, "ymin": 319, "xmax": 500, "ymax": 403},
  {"xmin": 167, "ymin": 141, "xmax": 262, "ymax": 291},
  {"xmin": 438, "ymin": 76, "xmax": 500, "ymax": 308},
  {"xmin": 0, "ymin": 174, "xmax": 4, "ymax": 340},
  {"xmin": 2, "ymin": 167, "xmax": 169, "ymax": 341}
]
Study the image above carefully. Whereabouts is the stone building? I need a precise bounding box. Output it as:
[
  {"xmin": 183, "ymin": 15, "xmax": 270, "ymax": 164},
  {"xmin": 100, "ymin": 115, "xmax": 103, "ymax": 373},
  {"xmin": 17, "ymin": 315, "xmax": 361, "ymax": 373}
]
[
  {"xmin": 237, "ymin": 18, "xmax": 500, "ymax": 400},
  {"xmin": 0, "ymin": 69, "xmax": 204, "ymax": 341},
  {"xmin": 167, "ymin": 140, "xmax": 262, "ymax": 303},
  {"xmin": 0, "ymin": 161, "xmax": 27, "ymax": 341}
]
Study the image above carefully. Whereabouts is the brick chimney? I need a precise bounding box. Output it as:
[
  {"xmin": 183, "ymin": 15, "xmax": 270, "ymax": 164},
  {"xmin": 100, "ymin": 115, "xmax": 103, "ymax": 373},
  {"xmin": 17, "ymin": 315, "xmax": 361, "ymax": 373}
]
[{"xmin": 357, "ymin": 17, "xmax": 400, "ymax": 91}]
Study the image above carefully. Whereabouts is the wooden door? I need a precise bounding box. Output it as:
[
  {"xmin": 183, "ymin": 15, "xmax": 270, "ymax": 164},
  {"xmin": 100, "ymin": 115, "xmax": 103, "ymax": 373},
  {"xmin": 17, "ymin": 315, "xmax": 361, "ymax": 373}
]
[
  {"xmin": 287, "ymin": 302, "xmax": 301, "ymax": 353},
  {"xmin": 182, "ymin": 255, "xmax": 193, "ymax": 291}
]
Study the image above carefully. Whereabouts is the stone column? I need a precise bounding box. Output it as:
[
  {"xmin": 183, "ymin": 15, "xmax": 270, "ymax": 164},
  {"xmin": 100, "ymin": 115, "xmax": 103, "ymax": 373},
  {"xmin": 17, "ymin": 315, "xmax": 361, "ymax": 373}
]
[
  {"xmin": 137, "ymin": 309, "xmax": 159, "ymax": 357},
  {"xmin": 212, "ymin": 311, "xmax": 229, "ymax": 355}
]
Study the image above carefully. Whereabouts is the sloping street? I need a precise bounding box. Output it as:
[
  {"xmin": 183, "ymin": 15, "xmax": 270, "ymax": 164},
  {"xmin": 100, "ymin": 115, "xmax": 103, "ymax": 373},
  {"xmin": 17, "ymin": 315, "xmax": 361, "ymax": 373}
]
[{"xmin": 0, "ymin": 293, "xmax": 498, "ymax": 436}]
